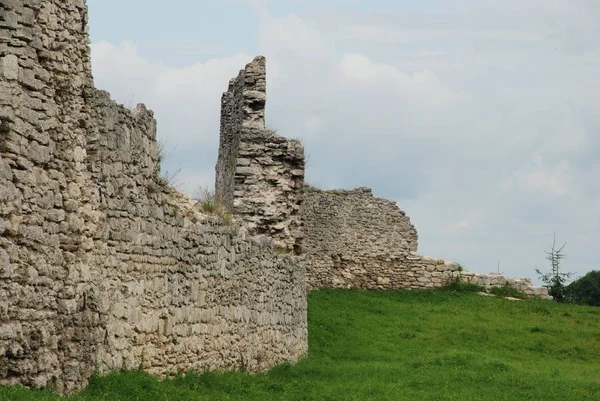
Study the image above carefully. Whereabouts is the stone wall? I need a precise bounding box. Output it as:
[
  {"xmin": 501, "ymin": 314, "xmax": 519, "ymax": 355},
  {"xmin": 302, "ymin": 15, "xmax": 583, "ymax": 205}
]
[
  {"xmin": 459, "ymin": 271, "xmax": 549, "ymax": 298},
  {"xmin": 0, "ymin": 0, "xmax": 102, "ymax": 393},
  {"xmin": 301, "ymin": 187, "xmax": 549, "ymax": 298},
  {"xmin": 0, "ymin": 0, "xmax": 549, "ymax": 394},
  {"xmin": 212, "ymin": 57, "xmax": 549, "ymax": 297},
  {"xmin": 215, "ymin": 57, "xmax": 305, "ymax": 253},
  {"xmin": 301, "ymin": 187, "xmax": 419, "ymax": 289},
  {"xmin": 83, "ymin": 90, "xmax": 307, "ymax": 385},
  {"xmin": 0, "ymin": 1, "xmax": 307, "ymax": 394}
]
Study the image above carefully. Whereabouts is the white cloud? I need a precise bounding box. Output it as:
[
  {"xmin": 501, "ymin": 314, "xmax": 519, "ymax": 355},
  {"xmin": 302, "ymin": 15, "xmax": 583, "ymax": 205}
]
[
  {"xmin": 91, "ymin": 41, "xmax": 166, "ymax": 104},
  {"xmin": 517, "ymin": 154, "xmax": 571, "ymax": 196},
  {"xmin": 339, "ymin": 53, "xmax": 468, "ymax": 111},
  {"xmin": 304, "ymin": 116, "xmax": 324, "ymax": 137},
  {"xmin": 260, "ymin": 13, "xmax": 333, "ymax": 65},
  {"xmin": 442, "ymin": 210, "xmax": 484, "ymax": 235},
  {"xmin": 339, "ymin": 25, "xmax": 544, "ymax": 44}
]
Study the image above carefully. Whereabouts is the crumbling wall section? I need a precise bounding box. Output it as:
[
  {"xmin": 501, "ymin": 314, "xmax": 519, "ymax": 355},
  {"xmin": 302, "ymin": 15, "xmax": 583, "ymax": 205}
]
[
  {"xmin": 84, "ymin": 90, "xmax": 308, "ymax": 382},
  {"xmin": 0, "ymin": 2, "xmax": 307, "ymax": 394},
  {"xmin": 301, "ymin": 187, "xmax": 548, "ymax": 298},
  {"xmin": 459, "ymin": 271, "xmax": 549, "ymax": 297},
  {"xmin": 301, "ymin": 187, "xmax": 419, "ymax": 289},
  {"xmin": 215, "ymin": 57, "xmax": 305, "ymax": 253}
]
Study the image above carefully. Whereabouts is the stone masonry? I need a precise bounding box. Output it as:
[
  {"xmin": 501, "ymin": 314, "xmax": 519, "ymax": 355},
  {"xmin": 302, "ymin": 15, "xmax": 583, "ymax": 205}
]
[
  {"xmin": 211, "ymin": 57, "xmax": 547, "ymax": 296},
  {"xmin": 300, "ymin": 188, "xmax": 548, "ymax": 297},
  {"xmin": 215, "ymin": 56, "xmax": 305, "ymax": 254},
  {"xmin": 212, "ymin": 55, "xmax": 547, "ymax": 300},
  {"xmin": 1, "ymin": 0, "xmax": 548, "ymax": 395},
  {"xmin": 213, "ymin": 60, "xmax": 549, "ymax": 297},
  {"xmin": 0, "ymin": 1, "xmax": 307, "ymax": 394}
]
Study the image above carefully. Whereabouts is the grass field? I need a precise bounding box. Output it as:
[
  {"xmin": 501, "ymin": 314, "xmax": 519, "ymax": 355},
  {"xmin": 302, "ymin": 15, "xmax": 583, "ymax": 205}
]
[{"xmin": 2, "ymin": 289, "xmax": 599, "ymax": 400}]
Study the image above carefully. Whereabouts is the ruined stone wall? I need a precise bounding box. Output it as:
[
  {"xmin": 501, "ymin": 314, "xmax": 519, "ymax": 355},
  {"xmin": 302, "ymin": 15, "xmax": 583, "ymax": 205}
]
[
  {"xmin": 301, "ymin": 187, "xmax": 419, "ymax": 289},
  {"xmin": 84, "ymin": 90, "xmax": 307, "ymax": 383},
  {"xmin": 209, "ymin": 47, "xmax": 546, "ymax": 299},
  {"xmin": 0, "ymin": 1, "xmax": 307, "ymax": 393},
  {"xmin": 301, "ymin": 187, "xmax": 548, "ymax": 298},
  {"xmin": 459, "ymin": 271, "xmax": 549, "ymax": 297},
  {"xmin": 0, "ymin": 0, "xmax": 548, "ymax": 393},
  {"xmin": 0, "ymin": 0, "xmax": 103, "ymax": 392},
  {"xmin": 215, "ymin": 57, "xmax": 305, "ymax": 253}
]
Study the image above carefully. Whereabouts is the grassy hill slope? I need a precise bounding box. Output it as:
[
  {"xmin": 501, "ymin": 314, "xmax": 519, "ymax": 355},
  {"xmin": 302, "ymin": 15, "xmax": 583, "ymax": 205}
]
[{"xmin": 2, "ymin": 289, "xmax": 599, "ymax": 400}]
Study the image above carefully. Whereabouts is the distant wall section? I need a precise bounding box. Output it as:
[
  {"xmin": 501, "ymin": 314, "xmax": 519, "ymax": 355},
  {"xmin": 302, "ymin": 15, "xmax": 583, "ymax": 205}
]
[
  {"xmin": 301, "ymin": 187, "xmax": 423, "ymax": 289},
  {"xmin": 301, "ymin": 187, "xmax": 548, "ymax": 299}
]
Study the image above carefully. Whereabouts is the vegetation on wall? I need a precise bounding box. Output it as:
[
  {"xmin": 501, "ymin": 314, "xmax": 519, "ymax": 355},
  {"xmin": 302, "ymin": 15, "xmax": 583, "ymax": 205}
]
[
  {"xmin": 489, "ymin": 284, "xmax": 527, "ymax": 299},
  {"xmin": 157, "ymin": 137, "xmax": 181, "ymax": 187},
  {"xmin": 194, "ymin": 186, "xmax": 233, "ymax": 225},
  {"xmin": 442, "ymin": 275, "xmax": 485, "ymax": 293}
]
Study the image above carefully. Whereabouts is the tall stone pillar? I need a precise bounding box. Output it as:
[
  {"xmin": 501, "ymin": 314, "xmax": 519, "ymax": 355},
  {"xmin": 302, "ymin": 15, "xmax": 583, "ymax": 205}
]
[{"xmin": 216, "ymin": 57, "xmax": 305, "ymax": 253}]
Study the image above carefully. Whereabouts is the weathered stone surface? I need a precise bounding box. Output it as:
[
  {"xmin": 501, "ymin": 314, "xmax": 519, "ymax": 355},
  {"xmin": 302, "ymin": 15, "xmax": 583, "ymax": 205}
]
[
  {"xmin": 0, "ymin": 1, "xmax": 307, "ymax": 394},
  {"xmin": 0, "ymin": 54, "xmax": 19, "ymax": 80},
  {"xmin": 215, "ymin": 57, "xmax": 305, "ymax": 253},
  {"xmin": 301, "ymin": 186, "xmax": 420, "ymax": 289},
  {"xmin": 299, "ymin": 188, "xmax": 548, "ymax": 297}
]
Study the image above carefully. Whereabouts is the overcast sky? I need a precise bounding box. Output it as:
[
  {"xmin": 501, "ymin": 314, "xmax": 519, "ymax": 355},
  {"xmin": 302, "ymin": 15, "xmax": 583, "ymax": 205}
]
[{"xmin": 86, "ymin": 0, "xmax": 599, "ymax": 283}]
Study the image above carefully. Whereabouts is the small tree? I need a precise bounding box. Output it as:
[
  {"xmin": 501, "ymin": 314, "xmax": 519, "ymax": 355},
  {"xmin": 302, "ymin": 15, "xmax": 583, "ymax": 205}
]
[{"xmin": 535, "ymin": 233, "xmax": 573, "ymax": 302}]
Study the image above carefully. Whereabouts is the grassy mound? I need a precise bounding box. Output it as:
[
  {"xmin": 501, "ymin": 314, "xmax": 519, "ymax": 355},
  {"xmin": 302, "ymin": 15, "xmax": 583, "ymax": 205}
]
[{"xmin": 2, "ymin": 289, "xmax": 599, "ymax": 400}]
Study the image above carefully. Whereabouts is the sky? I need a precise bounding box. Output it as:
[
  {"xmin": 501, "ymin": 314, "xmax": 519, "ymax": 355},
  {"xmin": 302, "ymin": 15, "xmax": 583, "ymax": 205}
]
[{"xmin": 86, "ymin": 0, "xmax": 599, "ymax": 283}]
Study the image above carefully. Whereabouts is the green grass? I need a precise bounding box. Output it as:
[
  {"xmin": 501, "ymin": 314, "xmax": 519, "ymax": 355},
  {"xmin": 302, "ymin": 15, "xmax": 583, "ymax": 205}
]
[
  {"xmin": 193, "ymin": 186, "xmax": 233, "ymax": 225},
  {"xmin": 2, "ymin": 290, "xmax": 600, "ymax": 400}
]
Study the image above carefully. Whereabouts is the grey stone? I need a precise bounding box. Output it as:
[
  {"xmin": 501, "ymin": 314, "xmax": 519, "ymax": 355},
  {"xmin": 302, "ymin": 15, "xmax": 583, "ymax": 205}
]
[{"xmin": 0, "ymin": 55, "xmax": 19, "ymax": 80}]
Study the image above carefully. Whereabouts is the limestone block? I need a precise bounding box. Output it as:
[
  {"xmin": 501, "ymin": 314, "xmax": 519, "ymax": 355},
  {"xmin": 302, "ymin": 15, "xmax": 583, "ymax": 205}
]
[
  {"xmin": 1, "ymin": 11, "xmax": 19, "ymax": 29},
  {"xmin": 377, "ymin": 277, "xmax": 390, "ymax": 285},
  {"xmin": 0, "ymin": 55, "xmax": 19, "ymax": 80}
]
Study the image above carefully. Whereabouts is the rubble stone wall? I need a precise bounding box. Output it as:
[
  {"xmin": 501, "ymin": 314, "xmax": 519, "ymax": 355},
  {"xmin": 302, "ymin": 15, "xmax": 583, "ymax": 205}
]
[
  {"xmin": 301, "ymin": 187, "xmax": 419, "ymax": 289},
  {"xmin": 215, "ymin": 57, "xmax": 305, "ymax": 253},
  {"xmin": 301, "ymin": 187, "xmax": 548, "ymax": 298},
  {"xmin": 0, "ymin": 0, "xmax": 102, "ymax": 393},
  {"xmin": 0, "ymin": 1, "xmax": 307, "ymax": 394},
  {"xmin": 213, "ymin": 59, "xmax": 550, "ymax": 298},
  {"xmin": 83, "ymin": 90, "xmax": 308, "ymax": 387},
  {"xmin": 0, "ymin": 0, "xmax": 548, "ymax": 395}
]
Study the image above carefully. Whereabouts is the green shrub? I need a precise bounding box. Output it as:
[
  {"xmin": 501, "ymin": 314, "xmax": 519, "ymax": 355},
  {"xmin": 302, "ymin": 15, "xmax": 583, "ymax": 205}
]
[
  {"xmin": 566, "ymin": 270, "xmax": 600, "ymax": 306},
  {"xmin": 490, "ymin": 284, "xmax": 526, "ymax": 299},
  {"xmin": 442, "ymin": 276, "xmax": 485, "ymax": 293},
  {"xmin": 194, "ymin": 187, "xmax": 233, "ymax": 225}
]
